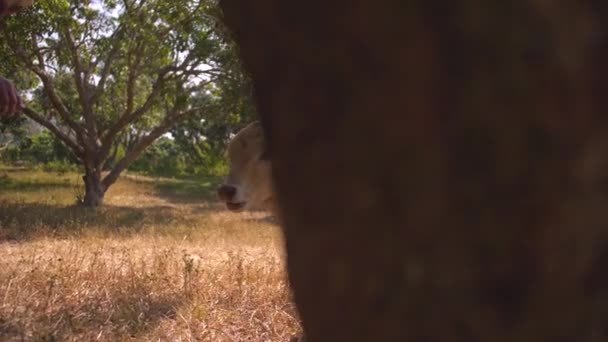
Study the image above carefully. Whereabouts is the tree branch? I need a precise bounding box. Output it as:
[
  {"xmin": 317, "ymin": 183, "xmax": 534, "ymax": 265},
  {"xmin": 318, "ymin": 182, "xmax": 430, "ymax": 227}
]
[
  {"xmin": 100, "ymin": 51, "xmax": 206, "ymax": 151},
  {"xmin": 6, "ymin": 32, "xmax": 88, "ymax": 148},
  {"xmin": 90, "ymin": 23, "xmax": 126, "ymax": 106},
  {"xmin": 122, "ymin": 0, "xmax": 148, "ymax": 13},
  {"xmin": 99, "ymin": 73, "xmax": 167, "ymax": 153},
  {"xmin": 97, "ymin": 1, "xmax": 211, "ymax": 152},
  {"xmin": 0, "ymin": 137, "xmax": 15, "ymax": 151},
  {"xmin": 125, "ymin": 41, "xmax": 146, "ymax": 115},
  {"xmin": 63, "ymin": 27, "xmax": 98, "ymax": 142},
  {"xmin": 22, "ymin": 107, "xmax": 84, "ymax": 157},
  {"xmin": 101, "ymin": 105, "xmax": 206, "ymax": 189},
  {"xmin": 152, "ymin": 1, "xmax": 206, "ymax": 42}
]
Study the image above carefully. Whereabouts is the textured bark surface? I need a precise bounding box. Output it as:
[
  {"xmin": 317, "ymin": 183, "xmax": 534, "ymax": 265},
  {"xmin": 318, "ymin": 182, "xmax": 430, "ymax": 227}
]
[
  {"xmin": 220, "ymin": 1, "xmax": 608, "ymax": 341},
  {"xmin": 82, "ymin": 170, "xmax": 105, "ymax": 207}
]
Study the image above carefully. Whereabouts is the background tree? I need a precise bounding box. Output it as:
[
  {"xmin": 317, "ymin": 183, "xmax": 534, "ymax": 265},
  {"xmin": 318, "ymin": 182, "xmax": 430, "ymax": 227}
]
[
  {"xmin": 0, "ymin": 0, "xmax": 237, "ymax": 206},
  {"xmin": 170, "ymin": 11, "xmax": 258, "ymax": 176},
  {"xmin": 170, "ymin": 73, "xmax": 257, "ymax": 175},
  {"xmin": 0, "ymin": 116, "xmax": 27, "ymax": 153}
]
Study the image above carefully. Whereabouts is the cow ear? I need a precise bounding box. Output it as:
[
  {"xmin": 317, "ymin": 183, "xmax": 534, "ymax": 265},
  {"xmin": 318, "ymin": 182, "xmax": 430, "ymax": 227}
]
[{"xmin": 259, "ymin": 148, "xmax": 271, "ymax": 161}]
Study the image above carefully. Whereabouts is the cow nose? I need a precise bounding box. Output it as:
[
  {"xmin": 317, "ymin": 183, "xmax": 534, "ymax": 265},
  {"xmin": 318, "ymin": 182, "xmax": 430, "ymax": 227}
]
[{"xmin": 217, "ymin": 184, "xmax": 237, "ymax": 201}]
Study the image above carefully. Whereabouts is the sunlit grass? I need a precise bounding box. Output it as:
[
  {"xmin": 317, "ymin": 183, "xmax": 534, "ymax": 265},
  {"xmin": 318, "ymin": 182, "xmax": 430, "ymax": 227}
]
[{"xmin": 0, "ymin": 166, "xmax": 299, "ymax": 341}]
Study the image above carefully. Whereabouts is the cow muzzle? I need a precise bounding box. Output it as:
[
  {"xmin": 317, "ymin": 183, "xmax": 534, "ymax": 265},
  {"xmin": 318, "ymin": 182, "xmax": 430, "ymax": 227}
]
[{"xmin": 217, "ymin": 184, "xmax": 246, "ymax": 211}]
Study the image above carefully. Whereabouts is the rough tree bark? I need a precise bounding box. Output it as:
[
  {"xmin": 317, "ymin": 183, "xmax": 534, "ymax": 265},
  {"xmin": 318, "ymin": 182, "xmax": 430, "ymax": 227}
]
[
  {"xmin": 82, "ymin": 167, "xmax": 104, "ymax": 207},
  {"xmin": 220, "ymin": 1, "xmax": 608, "ymax": 341}
]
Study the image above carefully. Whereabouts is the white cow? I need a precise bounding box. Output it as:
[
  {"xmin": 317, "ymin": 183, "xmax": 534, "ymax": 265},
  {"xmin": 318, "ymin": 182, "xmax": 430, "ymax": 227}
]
[{"xmin": 217, "ymin": 121, "xmax": 276, "ymax": 214}]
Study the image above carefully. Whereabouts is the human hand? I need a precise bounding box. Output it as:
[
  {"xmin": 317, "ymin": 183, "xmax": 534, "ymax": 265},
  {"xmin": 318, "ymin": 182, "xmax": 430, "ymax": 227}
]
[{"xmin": 0, "ymin": 77, "xmax": 24, "ymax": 118}]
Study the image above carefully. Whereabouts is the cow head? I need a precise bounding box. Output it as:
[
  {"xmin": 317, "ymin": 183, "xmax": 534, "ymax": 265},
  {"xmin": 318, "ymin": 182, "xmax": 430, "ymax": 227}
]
[{"xmin": 217, "ymin": 121, "xmax": 274, "ymax": 212}]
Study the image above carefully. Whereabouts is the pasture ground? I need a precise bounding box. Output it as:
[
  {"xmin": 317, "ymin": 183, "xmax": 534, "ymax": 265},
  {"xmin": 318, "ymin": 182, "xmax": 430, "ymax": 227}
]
[{"xmin": 0, "ymin": 166, "xmax": 300, "ymax": 341}]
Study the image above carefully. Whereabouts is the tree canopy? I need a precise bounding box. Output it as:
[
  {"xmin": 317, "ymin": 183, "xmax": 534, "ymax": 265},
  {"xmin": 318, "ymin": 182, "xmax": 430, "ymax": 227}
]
[{"xmin": 0, "ymin": 0, "xmax": 255, "ymax": 206}]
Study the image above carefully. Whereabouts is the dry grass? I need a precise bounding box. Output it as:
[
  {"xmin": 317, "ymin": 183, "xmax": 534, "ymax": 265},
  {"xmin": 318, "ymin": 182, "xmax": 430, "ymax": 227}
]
[{"xmin": 0, "ymin": 166, "xmax": 301, "ymax": 341}]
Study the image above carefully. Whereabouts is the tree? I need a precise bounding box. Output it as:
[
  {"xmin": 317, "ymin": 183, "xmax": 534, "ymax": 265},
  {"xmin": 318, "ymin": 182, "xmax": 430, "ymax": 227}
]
[
  {"xmin": 1, "ymin": 0, "xmax": 229, "ymax": 206},
  {"xmin": 128, "ymin": 136, "xmax": 189, "ymax": 176},
  {"xmin": 221, "ymin": 0, "xmax": 608, "ymax": 341},
  {"xmin": 0, "ymin": 115, "xmax": 27, "ymax": 153},
  {"xmin": 170, "ymin": 84, "xmax": 257, "ymax": 175},
  {"xmin": 170, "ymin": 15, "xmax": 258, "ymax": 175}
]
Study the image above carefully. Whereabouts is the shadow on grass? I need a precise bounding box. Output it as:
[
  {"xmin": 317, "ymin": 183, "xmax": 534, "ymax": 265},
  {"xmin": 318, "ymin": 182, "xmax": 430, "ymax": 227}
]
[
  {"xmin": 130, "ymin": 175, "xmax": 223, "ymax": 205},
  {"xmin": 0, "ymin": 174, "xmax": 76, "ymax": 192},
  {"xmin": 0, "ymin": 202, "xmax": 198, "ymax": 241},
  {"xmin": 1, "ymin": 167, "xmax": 223, "ymax": 205}
]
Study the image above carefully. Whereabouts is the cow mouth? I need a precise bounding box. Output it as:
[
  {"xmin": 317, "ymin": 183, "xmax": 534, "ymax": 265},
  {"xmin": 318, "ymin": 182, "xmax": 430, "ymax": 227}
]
[{"xmin": 226, "ymin": 201, "xmax": 246, "ymax": 211}]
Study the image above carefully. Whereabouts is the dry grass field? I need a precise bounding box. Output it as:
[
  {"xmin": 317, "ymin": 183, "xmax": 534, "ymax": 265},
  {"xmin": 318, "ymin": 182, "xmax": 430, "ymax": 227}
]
[{"xmin": 0, "ymin": 166, "xmax": 301, "ymax": 341}]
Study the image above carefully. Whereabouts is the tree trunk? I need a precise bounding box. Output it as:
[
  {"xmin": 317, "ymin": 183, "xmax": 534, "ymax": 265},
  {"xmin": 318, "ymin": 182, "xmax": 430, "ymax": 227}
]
[
  {"xmin": 221, "ymin": 1, "xmax": 608, "ymax": 341},
  {"xmin": 82, "ymin": 168, "xmax": 105, "ymax": 207}
]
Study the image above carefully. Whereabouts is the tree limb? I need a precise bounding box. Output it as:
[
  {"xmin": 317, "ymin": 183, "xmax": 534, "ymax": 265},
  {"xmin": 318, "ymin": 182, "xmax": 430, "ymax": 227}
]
[
  {"xmin": 125, "ymin": 41, "xmax": 146, "ymax": 116},
  {"xmin": 99, "ymin": 53, "xmax": 205, "ymax": 152},
  {"xmin": 22, "ymin": 107, "xmax": 84, "ymax": 157},
  {"xmin": 7, "ymin": 32, "xmax": 88, "ymax": 147},
  {"xmin": 101, "ymin": 105, "xmax": 206, "ymax": 189},
  {"xmin": 99, "ymin": 73, "xmax": 167, "ymax": 154},
  {"xmin": 0, "ymin": 137, "xmax": 14, "ymax": 151},
  {"xmin": 153, "ymin": 1, "xmax": 206, "ymax": 42},
  {"xmin": 97, "ymin": 2, "xmax": 212, "ymax": 152},
  {"xmin": 90, "ymin": 22, "xmax": 126, "ymax": 106},
  {"xmin": 62, "ymin": 27, "xmax": 98, "ymax": 142}
]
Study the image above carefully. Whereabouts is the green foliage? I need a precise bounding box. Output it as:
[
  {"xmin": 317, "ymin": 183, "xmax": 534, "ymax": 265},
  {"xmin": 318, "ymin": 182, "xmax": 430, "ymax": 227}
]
[
  {"xmin": 127, "ymin": 136, "xmax": 227, "ymax": 178},
  {"xmin": 0, "ymin": 115, "xmax": 28, "ymax": 154},
  {"xmin": 170, "ymin": 87, "xmax": 257, "ymax": 174},
  {"xmin": 128, "ymin": 137, "xmax": 185, "ymax": 176},
  {"xmin": 1, "ymin": 0, "xmax": 257, "ymax": 184},
  {"xmin": 19, "ymin": 131, "xmax": 77, "ymax": 164},
  {"xmin": 2, "ymin": 130, "xmax": 79, "ymax": 171},
  {"xmin": 41, "ymin": 160, "xmax": 81, "ymax": 174},
  {"xmin": 169, "ymin": 5, "xmax": 260, "ymax": 170},
  {"xmin": 1, "ymin": 0, "xmax": 251, "ymax": 180},
  {"xmin": 22, "ymin": 132, "xmax": 59, "ymax": 164}
]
